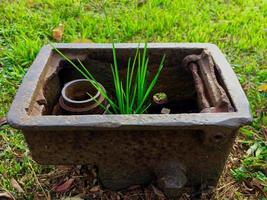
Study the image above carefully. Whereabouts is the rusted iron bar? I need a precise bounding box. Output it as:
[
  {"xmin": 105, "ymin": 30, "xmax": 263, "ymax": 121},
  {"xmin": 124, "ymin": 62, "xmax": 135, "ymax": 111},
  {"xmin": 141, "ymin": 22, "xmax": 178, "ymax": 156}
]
[{"xmin": 183, "ymin": 50, "xmax": 234, "ymax": 113}]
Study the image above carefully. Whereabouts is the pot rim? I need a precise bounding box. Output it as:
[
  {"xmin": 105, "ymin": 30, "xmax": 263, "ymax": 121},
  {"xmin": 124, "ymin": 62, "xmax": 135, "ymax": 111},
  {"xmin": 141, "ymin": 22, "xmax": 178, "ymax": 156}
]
[{"xmin": 61, "ymin": 79, "xmax": 101, "ymax": 104}]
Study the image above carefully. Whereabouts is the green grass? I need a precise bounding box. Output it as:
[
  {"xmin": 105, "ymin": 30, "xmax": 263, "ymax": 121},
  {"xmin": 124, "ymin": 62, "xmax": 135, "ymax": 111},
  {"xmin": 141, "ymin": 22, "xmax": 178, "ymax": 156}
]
[{"xmin": 0, "ymin": 0, "xmax": 266, "ymax": 199}]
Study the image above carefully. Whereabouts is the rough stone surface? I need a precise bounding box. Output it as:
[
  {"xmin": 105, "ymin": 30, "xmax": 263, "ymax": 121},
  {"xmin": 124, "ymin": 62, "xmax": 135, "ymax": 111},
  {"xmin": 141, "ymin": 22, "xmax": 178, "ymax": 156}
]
[{"xmin": 7, "ymin": 43, "xmax": 252, "ymax": 198}]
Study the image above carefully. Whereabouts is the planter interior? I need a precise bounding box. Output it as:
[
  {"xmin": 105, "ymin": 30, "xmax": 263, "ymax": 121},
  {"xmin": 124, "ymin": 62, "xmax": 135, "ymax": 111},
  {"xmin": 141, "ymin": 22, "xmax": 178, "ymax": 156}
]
[{"xmin": 29, "ymin": 46, "xmax": 207, "ymax": 116}]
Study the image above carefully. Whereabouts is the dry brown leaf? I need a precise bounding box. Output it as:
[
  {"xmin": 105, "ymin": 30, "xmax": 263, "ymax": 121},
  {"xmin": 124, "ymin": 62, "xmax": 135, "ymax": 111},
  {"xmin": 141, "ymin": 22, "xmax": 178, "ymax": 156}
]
[
  {"xmin": 262, "ymin": 127, "xmax": 267, "ymax": 143},
  {"xmin": 144, "ymin": 188, "xmax": 153, "ymax": 200},
  {"xmin": 0, "ymin": 192, "xmax": 15, "ymax": 200},
  {"xmin": 127, "ymin": 185, "xmax": 141, "ymax": 190},
  {"xmin": 251, "ymin": 178, "xmax": 267, "ymax": 197},
  {"xmin": 138, "ymin": 0, "xmax": 147, "ymax": 7},
  {"xmin": 92, "ymin": 168, "xmax": 97, "ymax": 178},
  {"xmin": 243, "ymin": 181, "xmax": 254, "ymax": 192},
  {"xmin": 258, "ymin": 83, "xmax": 267, "ymax": 92},
  {"xmin": 11, "ymin": 178, "xmax": 24, "ymax": 193},
  {"xmin": 0, "ymin": 117, "xmax": 7, "ymax": 126},
  {"xmin": 116, "ymin": 194, "xmax": 120, "ymax": 200},
  {"xmin": 151, "ymin": 185, "xmax": 166, "ymax": 199},
  {"xmin": 33, "ymin": 192, "xmax": 50, "ymax": 200},
  {"xmin": 89, "ymin": 185, "xmax": 100, "ymax": 192},
  {"xmin": 61, "ymin": 196, "xmax": 83, "ymax": 200},
  {"xmin": 52, "ymin": 24, "xmax": 64, "ymax": 42},
  {"xmin": 57, "ymin": 165, "xmax": 72, "ymax": 171},
  {"xmin": 53, "ymin": 178, "xmax": 74, "ymax": 193},
  {"xmin": 26, "ymin": 0, "xmax": 34, "ymax": 7}
]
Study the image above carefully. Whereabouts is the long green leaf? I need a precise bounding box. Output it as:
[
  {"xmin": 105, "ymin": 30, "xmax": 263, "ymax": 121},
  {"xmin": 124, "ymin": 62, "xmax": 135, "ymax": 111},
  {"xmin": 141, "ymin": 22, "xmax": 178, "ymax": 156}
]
[{"xmin": 135, "ymin": 54, "xmax": 165, "ymax": 113}]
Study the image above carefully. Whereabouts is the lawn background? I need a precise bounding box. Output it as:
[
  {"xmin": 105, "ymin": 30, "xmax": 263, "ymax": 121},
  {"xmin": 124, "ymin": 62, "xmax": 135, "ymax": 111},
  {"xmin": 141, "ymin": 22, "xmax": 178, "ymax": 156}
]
[{"xmin": 0, "ymin": 0, "xmax": 266, "ymax": 199}]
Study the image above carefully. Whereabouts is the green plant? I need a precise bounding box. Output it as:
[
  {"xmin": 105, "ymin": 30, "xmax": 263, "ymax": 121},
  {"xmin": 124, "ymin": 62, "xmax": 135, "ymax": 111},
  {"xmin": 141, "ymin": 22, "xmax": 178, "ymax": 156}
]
[{"xmin": 51, "ymin": 43, "xmax": 165, "ymax": 114}]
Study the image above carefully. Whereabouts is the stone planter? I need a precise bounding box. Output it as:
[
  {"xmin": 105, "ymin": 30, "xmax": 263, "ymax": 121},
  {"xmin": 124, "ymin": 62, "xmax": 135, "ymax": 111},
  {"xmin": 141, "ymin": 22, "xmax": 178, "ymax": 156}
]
[{"xmin": 8, "ymin": 43, "xmax": 251, "ymax": 198}]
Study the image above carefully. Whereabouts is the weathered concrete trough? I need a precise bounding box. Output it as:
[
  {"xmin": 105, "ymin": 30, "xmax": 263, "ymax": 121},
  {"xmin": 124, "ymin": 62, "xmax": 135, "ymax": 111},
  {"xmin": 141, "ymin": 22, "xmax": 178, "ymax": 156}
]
[{"xmin": 8, "ymin": 43, "xmax": 251, "ymax": 198}]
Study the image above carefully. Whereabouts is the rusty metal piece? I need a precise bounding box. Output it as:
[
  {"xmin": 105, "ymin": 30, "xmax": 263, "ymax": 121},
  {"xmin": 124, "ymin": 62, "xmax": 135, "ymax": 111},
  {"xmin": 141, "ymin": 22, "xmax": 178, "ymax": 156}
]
[
  {"xmin": 59, "ymin": 79, "xmax": 106, "ymax": 114},
  {"xmin": 7, "ymin": 43, "xmax": 252, "ymax": 198},
  {"xmin": 188, "ymin": 63, "xmax": 210, "ymax": 110},
  {"xmin": 183, "ymin": 50, "xmax": 234, "ymax": 113}
]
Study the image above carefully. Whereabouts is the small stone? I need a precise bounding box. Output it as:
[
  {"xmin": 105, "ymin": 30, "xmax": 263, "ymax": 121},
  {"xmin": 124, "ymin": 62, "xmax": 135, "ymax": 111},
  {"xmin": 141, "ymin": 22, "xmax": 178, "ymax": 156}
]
[
  {"xmin": 153, "ymin": 92, "xmax": 168, "ymax": 105},
  {"xmin": 161, "ymin": 108, "xmax": 170, "ymax": 114}
]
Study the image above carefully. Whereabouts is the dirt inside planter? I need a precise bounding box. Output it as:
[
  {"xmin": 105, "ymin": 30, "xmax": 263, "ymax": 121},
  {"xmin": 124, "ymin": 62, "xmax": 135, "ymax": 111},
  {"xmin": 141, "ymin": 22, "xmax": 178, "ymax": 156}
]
[{"xmin": 28, "ymin": 47, "xmax": 229, "ymax": 116}]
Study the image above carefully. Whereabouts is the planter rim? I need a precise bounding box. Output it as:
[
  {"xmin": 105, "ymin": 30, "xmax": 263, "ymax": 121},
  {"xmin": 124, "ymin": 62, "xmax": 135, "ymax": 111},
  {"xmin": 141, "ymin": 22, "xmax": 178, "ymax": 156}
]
[{"xmin": 7, "ymin": 43, "xmax": 252, "ymax": 130}]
